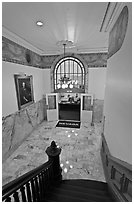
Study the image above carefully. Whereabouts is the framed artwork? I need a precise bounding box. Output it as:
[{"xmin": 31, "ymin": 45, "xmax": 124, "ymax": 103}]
[{"xmin": 14, "ymin": 74, "xmax": 34, "ymax": 110}]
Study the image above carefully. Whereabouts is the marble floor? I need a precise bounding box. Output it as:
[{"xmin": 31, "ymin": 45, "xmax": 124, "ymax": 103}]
[{"xmin": 2, "ymin": 120, "xmax": 105, "ymax": 186}]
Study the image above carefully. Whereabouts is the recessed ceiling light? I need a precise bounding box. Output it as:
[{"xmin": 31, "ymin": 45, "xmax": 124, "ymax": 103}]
[{"xmin": 36, "ymin": 21, "xmax": 44, "ymax": 27}]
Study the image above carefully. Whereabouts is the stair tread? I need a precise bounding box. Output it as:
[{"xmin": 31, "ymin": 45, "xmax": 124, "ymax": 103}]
[
  {"xmin": 61, "ymin": 179, "xmax": 108, "ymax": 190},
  {"xmin": 45, "ymin": 194, "xmax": 89, "ymax": 202},
  {"xmin": 45, "ymin": 191, "xmax": 113, "ymax": 202},
  {"xmin": 50, "ymin": 183, "xmax": 109, "ymax": 196},
  {"xmin": 47, "ymin": 187, "xmax": 112, "ymax": 202}
]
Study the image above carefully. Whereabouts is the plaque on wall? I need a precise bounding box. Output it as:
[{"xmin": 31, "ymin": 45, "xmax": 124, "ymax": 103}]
[{"xmin": 14, "ymin": 74, "xmax": 34, "ymax": 110}]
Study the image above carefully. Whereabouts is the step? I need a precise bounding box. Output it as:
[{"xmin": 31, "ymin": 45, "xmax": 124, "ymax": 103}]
[
  {"xmin": 53, "ymin": 181, "xmax": 109, "ymax": 196},
  {"xmin": 44, "ymin": 191, "xmax": 97, "ymax": 202},
  {"xmin": 61, "ymin": 179, "xmax": 108, "ymax": 191},
  {"xmin": 46, "ymin": 186, "xmax": 113, "ymax": 202}
]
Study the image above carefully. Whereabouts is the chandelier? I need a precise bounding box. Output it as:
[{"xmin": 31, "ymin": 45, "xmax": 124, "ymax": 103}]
[
  {"xmin": 56, "ymin": 40, "xmax": 78, "ymax": 90},
  {"xmin": 57, "ymin": 74, "xmax": 78, "ymax": 89}
]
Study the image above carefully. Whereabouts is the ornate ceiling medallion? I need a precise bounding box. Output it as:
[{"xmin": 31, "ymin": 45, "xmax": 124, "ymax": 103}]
[{"xmin": 56, "ymin": 40, "xmax": 74, "ymax": 48}]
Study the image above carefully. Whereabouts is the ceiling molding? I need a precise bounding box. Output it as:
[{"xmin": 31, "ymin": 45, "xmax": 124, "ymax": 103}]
[
  {"xmin": 2, "ymin": 26, "xmax": 44, "ymax": 55},
  {"xmin": 76, "ymin": 47, "xmax": 108, "ymax": 54},
  {"xmin": 41, "ymin": 47, "xmax": 108, "ymax": 55},
  {"xmin": 100, "ymin": 2, "xmax": 125, "ymax": 32}
]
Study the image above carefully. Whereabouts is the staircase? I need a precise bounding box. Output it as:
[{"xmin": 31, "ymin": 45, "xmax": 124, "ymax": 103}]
[
  {"xmin": 44, "ymin": 179, "xmax": 114, "ymax": 202},
  {"xmin": 2, "ymin": 141, "xmax": 131, "ymax": 202}
]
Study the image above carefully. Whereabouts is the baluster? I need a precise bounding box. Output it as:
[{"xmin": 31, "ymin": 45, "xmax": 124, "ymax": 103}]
[
  {"xmin": 26, "ymin": 182, "xmax": 32, "ymax": 202},
  {"xmin": 41, "ymin": 171, "xmax": 46, "ymax": 200},
  {"xmin": 42, "ymin": 170, "xmax": 47, "ymax": 193},
  {"xmin": 13, "ymin": 191, "xmax": 20, "ymax": 202},
  {"xmin": 38, "ymin": 173, "xmax": 44, "ymax": 201},
  {"xmin": 50, "ymin": 164, "xmax": 54, "ymax": 183},
  {"xmin": 5, "ymin": 196, "xmax": 11, "ymax": 202},
  {"xmin": 44, "ymin": 169, "xmax": 49, "ymax": 190},
  {"xmin": 41, "ymin": 172, "xmax": 46, "ymax": 200},
  {"xmin": 47, "ymin": 168, "xmax": 50, "ymax": 185},
  {"xmin": 47, "ymin": 167, "xmax": 52, "ymax": 187},
  {"xmin": 123, "ymin": 178, "xmax": 129, "ymax": 193},
  {"xmin": 111, "ymin": 166, "xmax": 115, "ymax": 179},
  {"xmin": 120, "ymin": 174, "xmax": 125, "ymax": 192},
  {"xmin": 31, "ymin": 178, "xmax": 36, "ymax": 201},
  {"xmin": 34, "ymin": 176, "xmax": 40, "ymax": 201},
  {"xmin": 20, "ymin": 186, "xmax": 27, "ymax": 201}
]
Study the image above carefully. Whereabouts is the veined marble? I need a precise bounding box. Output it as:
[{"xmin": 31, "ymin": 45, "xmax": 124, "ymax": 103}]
[
  {"xmin": 2, "ymin": 98, "xmax": 47, "ymax": 162},
  {"xmin": 2, "ymin": 120, "xmax": 105, "ymax": 186}
]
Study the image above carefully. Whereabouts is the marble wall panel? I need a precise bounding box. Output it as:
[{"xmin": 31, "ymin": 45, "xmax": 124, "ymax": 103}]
[
  {"xmin": 93, "ymin": 100, "xmax": 104, "ymax": 123},
  {"xmin": 26, "ymin": 103, "xmax": 39, "ymax": 127},
  {"xmin": 11, "ymin": 110, "xmax": 33, "ymax": 148},
  {"xmin": 2, "ymin": 114, "xmax": 15, "ymax": 159},
  {"xmin": 2, "ymin": 98, "xmax": 47, "ymax": 162},
  {"xmin": 37, "ymin": 99, "xmax": 47, "ymax": 123}
]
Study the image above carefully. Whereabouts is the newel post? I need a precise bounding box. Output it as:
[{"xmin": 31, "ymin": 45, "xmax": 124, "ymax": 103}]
[{"xmin": 46, "ymin": 141, "xmax": 62, "ymax": 182}]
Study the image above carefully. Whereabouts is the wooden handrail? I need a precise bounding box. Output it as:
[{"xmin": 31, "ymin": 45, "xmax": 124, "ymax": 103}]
[
  {"xmin": 101, "ymin": 133, "xmax": 132, "ymax": 202},
  {"xmin": 2, "ymin": 160, "xmax": 53, "ymax": 200},
  {"xmin": 2, "ymin": 141, "xmax": 62, "ymax": 202}
]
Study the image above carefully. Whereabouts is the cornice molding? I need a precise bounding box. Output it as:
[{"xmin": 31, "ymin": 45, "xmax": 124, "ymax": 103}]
[
  {"xmin": 100, "ymin": 2, "xmax": 125, "ymax": 32},
  {"xmin": 41, "ymin": 47, "xmax": 108, "ymax": 56},
  {"xmin": 2, "ymin": 26, "xmax": 44, "ymax": 55},
  {"xmin": 76, "ymin": 47, "xmax": 108, "ymax": 54}
]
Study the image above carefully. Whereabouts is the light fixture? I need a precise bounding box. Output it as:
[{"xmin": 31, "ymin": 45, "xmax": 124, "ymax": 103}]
[
  {"xmin": 69, "ymin": 84, "xmax": 73, "ymax": 89},
  {"xmin": 57, "ymin": 84, "xmax": 61, "ymax": 89},
  {"xmin": 56, "ymin": 40, "xmax": 77, "ymax": 90},
  {"xmin": 64, "ymin": 168, "xmax": 68, "ymax": 173},
  {"xmin": 36, "ymin": 21, "xmax": 44, "ymax": 27}
]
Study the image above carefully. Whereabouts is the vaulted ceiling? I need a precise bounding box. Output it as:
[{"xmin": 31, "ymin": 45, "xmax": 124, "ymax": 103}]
[{"xmin": 2, "ymin": 2, "xmax": 109, "ymax": 55}]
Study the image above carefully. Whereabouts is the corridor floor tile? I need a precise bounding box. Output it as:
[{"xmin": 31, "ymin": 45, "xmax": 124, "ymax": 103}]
[{"xmin": 2, "ymin": 120, "xmax": 105, "ymax": 186}]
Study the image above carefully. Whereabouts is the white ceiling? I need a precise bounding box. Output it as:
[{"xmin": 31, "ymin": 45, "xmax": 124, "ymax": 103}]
[{"xmin": 2, "ymin": 2, "xmax": 109, "ymax": 55}]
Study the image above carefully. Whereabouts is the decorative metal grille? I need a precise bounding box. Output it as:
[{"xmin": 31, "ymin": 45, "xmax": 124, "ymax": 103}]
[{"xmin": 54, "ymin": 57, "xmax": 85, "ymax": 92}]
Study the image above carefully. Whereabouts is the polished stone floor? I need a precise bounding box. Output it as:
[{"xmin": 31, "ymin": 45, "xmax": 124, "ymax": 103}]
[{"xmin": 2, "ymin": 120, "xmax": 105, "ymax": 186}]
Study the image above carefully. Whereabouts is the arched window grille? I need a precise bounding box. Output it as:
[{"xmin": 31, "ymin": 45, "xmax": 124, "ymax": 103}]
[{"xmin": 54, "ymin": 56, "xmax": 85, "ymax": 92}]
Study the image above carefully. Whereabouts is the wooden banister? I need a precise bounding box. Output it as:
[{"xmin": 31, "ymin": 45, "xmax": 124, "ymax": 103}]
[
  {"xmin": 2, "ymin": 141, "xmax": 62, "ymax": 202},
  {"xmin": 101, "ymin": 133, "xmax": 132, "ymax": 202}
]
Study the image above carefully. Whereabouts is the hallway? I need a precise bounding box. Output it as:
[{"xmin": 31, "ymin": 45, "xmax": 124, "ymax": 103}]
[{"xmin": 2, "ymin": 121, "xmax": 105, "ymax": 186}]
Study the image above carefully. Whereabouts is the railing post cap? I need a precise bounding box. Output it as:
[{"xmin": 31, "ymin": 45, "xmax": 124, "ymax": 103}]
[{"xmin": 46, "ymin": 141, "xmax": 61, "ymax": 157}]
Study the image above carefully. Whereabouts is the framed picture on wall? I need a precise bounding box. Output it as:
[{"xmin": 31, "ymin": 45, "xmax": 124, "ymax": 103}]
[{"xmin": 14, "ymin": 74, "xmax": 34, "ymax": 110}]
